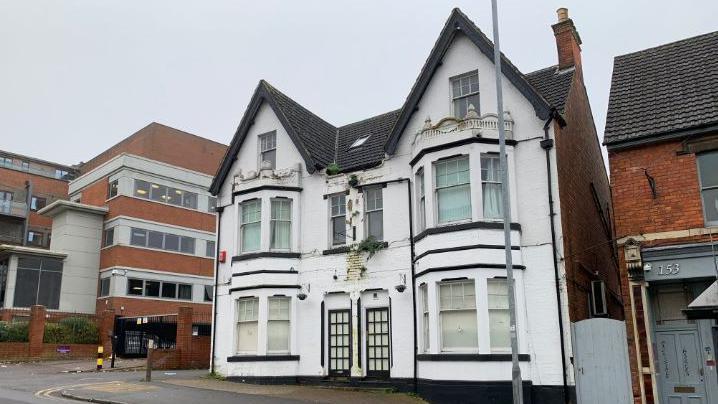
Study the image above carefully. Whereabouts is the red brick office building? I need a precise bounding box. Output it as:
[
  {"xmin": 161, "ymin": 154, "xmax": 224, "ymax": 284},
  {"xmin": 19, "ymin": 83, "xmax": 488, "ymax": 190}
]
[{"xmin": 605, "ymin": 32, "xmax": 718, "ymax": 403}]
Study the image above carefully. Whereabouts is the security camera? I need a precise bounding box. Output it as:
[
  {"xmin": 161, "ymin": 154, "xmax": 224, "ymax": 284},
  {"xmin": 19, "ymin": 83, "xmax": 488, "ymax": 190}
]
[
  {"xmin": 395, "ymin": 284, "xmax": 406, "ymax": 293},
  {"xmin": 297, "ymin": 293, "xmax": 307, "ymax": 301}
]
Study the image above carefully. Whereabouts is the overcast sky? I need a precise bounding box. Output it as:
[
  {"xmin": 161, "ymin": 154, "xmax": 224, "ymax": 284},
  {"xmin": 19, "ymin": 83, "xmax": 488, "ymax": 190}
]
[{"xmin": 1, "ymin": 0, "xmax": 716, "ymax": 166}]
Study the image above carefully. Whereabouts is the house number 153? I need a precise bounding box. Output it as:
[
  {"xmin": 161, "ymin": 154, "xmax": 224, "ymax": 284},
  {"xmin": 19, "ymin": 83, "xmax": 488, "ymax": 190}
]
[{"xmin": 657, "ymin": 263, "xmax": 680, "ymax": 275}]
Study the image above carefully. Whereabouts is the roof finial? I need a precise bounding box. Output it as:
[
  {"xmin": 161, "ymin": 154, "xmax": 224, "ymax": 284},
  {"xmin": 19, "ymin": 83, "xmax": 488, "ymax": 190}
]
[{"xmin": 423, "ymin": 116, "xmax": 433, "ymax": 130}]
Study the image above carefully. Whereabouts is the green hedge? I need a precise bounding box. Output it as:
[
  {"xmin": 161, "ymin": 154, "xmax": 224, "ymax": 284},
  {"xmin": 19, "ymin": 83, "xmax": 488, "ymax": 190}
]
[
  {"xmin": 0, "ymin": 321, "xmax": 29, "ymax": 342},
  {"xmin": 43, "ymin": 317, "xmax": 99, "ymax": 344}
]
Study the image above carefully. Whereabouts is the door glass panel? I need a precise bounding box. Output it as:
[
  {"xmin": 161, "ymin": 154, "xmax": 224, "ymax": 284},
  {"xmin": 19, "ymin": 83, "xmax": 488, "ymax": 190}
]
[
  {"xmin": 328, "ymin": 310, "xmax": 350, "ymax": 376},
  {"xmin": 366, "ymin": 308, "xmax": 390, "ymax": 377}
]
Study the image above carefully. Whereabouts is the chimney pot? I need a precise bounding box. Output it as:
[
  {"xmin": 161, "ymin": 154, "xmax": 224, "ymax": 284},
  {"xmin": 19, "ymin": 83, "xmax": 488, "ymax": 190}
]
[{"xmin": 557, "ymin": 7, "xmax": 568, "ymax": 22}]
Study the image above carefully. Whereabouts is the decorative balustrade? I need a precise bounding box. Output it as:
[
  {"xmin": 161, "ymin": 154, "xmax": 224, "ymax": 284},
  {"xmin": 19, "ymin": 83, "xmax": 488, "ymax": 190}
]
[
  {"xmin": 411, "ymin": 110, "xmax": 514, "ymax": 160},
  {"xmin": 232, "ymin": 163, "xmax": 303, "ymax": 193}
]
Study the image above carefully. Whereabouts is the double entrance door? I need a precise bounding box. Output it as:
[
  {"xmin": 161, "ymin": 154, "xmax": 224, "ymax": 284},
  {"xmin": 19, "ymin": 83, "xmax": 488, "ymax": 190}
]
[{"xmin": 327, "ymin": 307, "xmax": 391, "ymax": 378}]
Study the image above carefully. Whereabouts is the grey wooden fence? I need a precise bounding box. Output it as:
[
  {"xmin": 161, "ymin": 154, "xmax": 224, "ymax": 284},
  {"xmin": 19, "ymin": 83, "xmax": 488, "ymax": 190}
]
[{"xmin": 571, "ymin": 318, "xmax": 633, "ymax": 404}]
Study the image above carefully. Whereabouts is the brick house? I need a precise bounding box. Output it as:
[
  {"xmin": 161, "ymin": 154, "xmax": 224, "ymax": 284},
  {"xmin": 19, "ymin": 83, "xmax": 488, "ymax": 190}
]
[
  {"xmin": 605, "ymin": 32, "xmax": 718, "ymax": 403},
  {"xmin": 209, "ymin": 8, "xmax": 618, "ymax": 403}
]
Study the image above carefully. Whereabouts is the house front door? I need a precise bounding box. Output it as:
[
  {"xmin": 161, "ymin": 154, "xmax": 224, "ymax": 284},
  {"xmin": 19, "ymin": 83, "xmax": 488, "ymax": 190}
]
[
  {"xmin": 366, "ymin": 307, "xmax": 390, "ymax": 378},
  {"xmin": 655, "ymin": 328, "xmax": 707, "ymax": 403},
  {"xmin": 328, "ymin": 309, "xmax": 351, "ymax": 377}
]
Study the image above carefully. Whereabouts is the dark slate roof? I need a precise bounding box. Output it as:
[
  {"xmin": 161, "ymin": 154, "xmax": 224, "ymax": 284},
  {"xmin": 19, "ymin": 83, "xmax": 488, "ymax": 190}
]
[
  {"xmin": 337, "ymin": 110, "xmax": 401, "ymax": 172},
  {"xmin": 209, "ymin": 8, "xmax": 574, "ymax": 194},
  {"xmin": 604, "ymin": 31, "xmax": 718, "ymax": 147},
  {"xmin": 262, "ymin": 82, "xmax": 337, "ymax": 167},
  {"xmin": 525, "ymin": 66, "xmax": 575, "ymax": 114}
]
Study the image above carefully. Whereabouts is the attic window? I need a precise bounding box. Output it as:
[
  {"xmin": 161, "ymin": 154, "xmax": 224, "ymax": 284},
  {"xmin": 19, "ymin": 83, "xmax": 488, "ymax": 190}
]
[{"xmin": 350, "ymin": 136, "xmax": 370, "ymax": 148}]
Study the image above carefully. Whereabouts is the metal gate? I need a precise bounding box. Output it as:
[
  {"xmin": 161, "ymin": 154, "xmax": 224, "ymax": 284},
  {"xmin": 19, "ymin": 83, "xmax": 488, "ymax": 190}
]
[
  {"xmin": 114, "ymin": 314, "xmax": 177, "ymax": 357},
  {"xmin": 571, "ymin": 318, "xmax": 633, "ymax": 404}
]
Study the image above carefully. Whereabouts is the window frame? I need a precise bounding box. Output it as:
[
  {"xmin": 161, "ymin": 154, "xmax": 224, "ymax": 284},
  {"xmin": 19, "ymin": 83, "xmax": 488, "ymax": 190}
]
[
  {"xmin": 267, "ymin": 296, "xmax": 291, "ymax": 354},
  {"xmin": 108, "ymin": 179, "xmax": 119, "ymax": 199},
  {"xmin": 697, "ymin": 151, "xmax": 718, "ymax": 226},
  {"xmin": 364, "ymin": 186, "xmax": 384, "ymax": 241},
  {"xmin": 30, "ymin": 196, "xmax": 47, "ymax": 212},
  {"xmin": 416, "ymin": 169, "xmax": 426, "ymax": 232},
  {"xmin": 13, "ymin": 257, "xmax": 64, "ymax": 309},
  {"xmin": 27, "ymin": 231, "xmax": 44, "ymax": 247},
  {"xmin": 236, "ymin": 297, "xmax": 260, "ymax": 354},
  {"xmin": 480, "ymin": 153, "xmax": 503, "ymax": 220},
  {"xmin": 240, "ymin": 199, "xmax": 262, "ymax": 253},
  {"xmin": 450, "ymin": 71, "xmax": 480, "ymax": 119},
  {"xmin": 205, "ymin": 240, "xmax": 216, "ymax": 258},
  {"xmin": 420, "ymin": 283, "xmax": 429, "ymax": 352},
  {"xmin": 438, "ymin": 279, "xmax": 478, "ymax": 352},
  {"xmin": 270, "ymin": 198, "xmax": 292, "ymax": 251},
  {"xmin": 103, "ymin": 227, "xmax": 115, "ymax": 247},
  {"xmin": 259, "ymin": 131, "xmax": 277, "ymax": 170},
  {"xmin": 434, "ymin": 156, "xmax": 472, "ymax": 225},
  {"xmin": 99, "ymin": 277, "xmax": 111, "ymax": 297},
  {"xmin": 329, "ymin": 193, "xmax": 347, "ymax": 246},
  {"xmin": 487, "ymin": 278, "xmax": 511, "ymax": 353}
]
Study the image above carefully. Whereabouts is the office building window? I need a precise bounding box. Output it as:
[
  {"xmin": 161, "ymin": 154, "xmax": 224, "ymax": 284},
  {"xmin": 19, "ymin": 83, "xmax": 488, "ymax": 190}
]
[
  {"xmin": 99, "ymin": 277, "xmax": 110, "ymax": 297},
  {"xmin": 13, "ymin": 257, "xmax": 63, "ymax": 309},
  {"xmin": 30, "ymin": 196, "xmax": 47, "ymax": 211},
  {"xmin": 103, "ymin": 228, "xmax": 114, "ymax": 247},
  {"xmin": 205, "ymin": 240, "xmax": 215, "ymax": 258},
  {"xmin": 108, "ymin": 180, "xmax": 119, "ymax": 199},
  {"xmin": 133, "ymin": 179, "xmax": 198, "ymax": 209},
  {"xmin": 204, "ymin": 285, "xmax": 213, "ymax": 302},
  {"xmin": 27, "ymin": 231, "xmax": 44, "ymax": 247}
]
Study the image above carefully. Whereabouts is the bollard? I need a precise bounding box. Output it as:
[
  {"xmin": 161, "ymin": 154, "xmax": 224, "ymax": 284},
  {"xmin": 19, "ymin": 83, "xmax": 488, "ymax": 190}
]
[
  {"xmin": 145, "ymin": 339, "xmax": 154, "ymax": 382},
  {"xmin": 96, "ymin": 346, "xmax": 104, "ymax": 371}
]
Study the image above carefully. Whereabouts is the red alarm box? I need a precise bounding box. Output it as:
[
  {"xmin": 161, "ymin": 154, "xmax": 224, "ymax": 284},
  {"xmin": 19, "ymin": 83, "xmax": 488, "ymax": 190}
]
[{"xmin": 218, "ymin": 250, "xmax": 226, "ymax": 263}]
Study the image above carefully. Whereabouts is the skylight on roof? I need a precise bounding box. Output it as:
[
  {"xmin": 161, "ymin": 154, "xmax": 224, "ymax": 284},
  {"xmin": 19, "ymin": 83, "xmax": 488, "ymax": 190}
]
[{"xmin": 350, "ymin": 136, "xmax": 370, "ymax": 148}]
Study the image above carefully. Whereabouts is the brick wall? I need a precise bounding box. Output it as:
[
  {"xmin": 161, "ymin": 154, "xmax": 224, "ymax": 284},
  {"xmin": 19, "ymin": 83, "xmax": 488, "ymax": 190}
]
[
  {"xmin": 555, "ymin": 69, "xmax": 623, "ymax": 322},
  {"xmin": 79, "ymin": 122, "xmax": 227, "ymax": 176},
  {"xmin": 106, "ymin": 196, "xmax": 216, "ymax": 232},
  {"xmin": 100, "ymin": 246, "xmax": 213, "ymax": 277},
  {"xmin": 143, "ymin": 306, "xmax": 211, "ymax": 370},
  {"xmin": 97, "ymin": 297, "xmax": 211, "ymax": 317},
  {"xmin": 609, "ymin": 140, "xmax": 706, "ymax": 240}
]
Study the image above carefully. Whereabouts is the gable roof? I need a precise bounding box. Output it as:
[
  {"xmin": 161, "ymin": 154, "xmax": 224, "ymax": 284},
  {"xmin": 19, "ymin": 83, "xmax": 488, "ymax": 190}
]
[
  {"xmin": 604, "ymin": 31, "xmax": 718, "ymax": 148},
  {"xmin": 383, "ymin": 8, "xmax": 552, "ymax": 154},
  {"xmin": 210, "ymin": 8, "xmax": 572, "ymax": 195},
  {"xmin": 525, "ymin": 66, "xmax": 575, "ymax": 114}
]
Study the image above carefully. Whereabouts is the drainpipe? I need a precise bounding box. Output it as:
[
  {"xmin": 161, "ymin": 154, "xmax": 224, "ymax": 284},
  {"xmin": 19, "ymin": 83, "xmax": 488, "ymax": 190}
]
[
  {"xmin": 540, "ymin": 114, "xmax": 569, "ymax": 404},
  {"xmin": 210, "ymin": 205, "xmax": 223, "ymax": 374},
  {"xmin": 405, "ymin": 179, "xmax": 418, "ymax": 393}
]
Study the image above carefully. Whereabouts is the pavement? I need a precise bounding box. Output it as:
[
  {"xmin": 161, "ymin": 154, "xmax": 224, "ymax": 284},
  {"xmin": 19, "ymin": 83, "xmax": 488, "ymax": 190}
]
[{"xmin": 0, "ymin": 359, "xmax": 424, "ymax": 403}]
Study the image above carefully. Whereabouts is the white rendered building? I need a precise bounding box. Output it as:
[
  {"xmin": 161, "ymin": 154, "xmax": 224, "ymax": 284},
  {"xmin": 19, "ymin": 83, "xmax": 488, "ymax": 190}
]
[{"xmin": 209, "ymin": 8, "xmax": 618, "ymax": 403}]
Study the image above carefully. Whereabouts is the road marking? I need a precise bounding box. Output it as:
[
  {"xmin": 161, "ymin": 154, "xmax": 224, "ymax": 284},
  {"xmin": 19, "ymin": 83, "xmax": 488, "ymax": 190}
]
[{"xmin": 34, "ymin": 381, "xmax": 121, "ymax": 401}]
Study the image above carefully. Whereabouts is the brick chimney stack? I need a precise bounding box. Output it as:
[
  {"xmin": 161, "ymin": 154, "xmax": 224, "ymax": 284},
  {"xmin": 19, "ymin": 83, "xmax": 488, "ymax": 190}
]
[{"xmin": 552, "ymin": 7, "xmax": 582, "ymax": 70}]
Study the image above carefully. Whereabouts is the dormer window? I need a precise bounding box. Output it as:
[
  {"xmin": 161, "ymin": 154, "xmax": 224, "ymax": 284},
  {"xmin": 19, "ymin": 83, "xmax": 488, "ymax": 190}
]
[
  {"xmin": 259, "ymin": 131, "xmax": 276, "ymax": 169},
  {"xmin": 350, "ymin": 136, "xmax": 370, "ymax": 149},
  {"xmin": 451, "ymin": 71, "xmax": 480, "ymax": 119}
]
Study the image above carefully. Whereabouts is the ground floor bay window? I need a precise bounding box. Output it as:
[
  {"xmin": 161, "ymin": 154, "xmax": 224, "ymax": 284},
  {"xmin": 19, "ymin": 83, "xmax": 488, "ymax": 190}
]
[
  {"xmin": 267, "ymin": 296, "xmax": 290, "ymax": 353},
  {"xmin": 439, "ymin": 280, "xmax": 478, "ymax": 351},
  {"xmin": 236, "ymin": 297, "xmax": 259, "ymax": 354}
]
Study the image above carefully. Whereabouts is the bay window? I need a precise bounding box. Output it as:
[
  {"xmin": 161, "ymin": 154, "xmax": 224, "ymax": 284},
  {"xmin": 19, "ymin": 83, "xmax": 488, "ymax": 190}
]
[
  {"xmin": 698, "ymin": 151, "xmax": 718, "ymax": 225},
  {"xmin": 487, "ymin": 278, "xmax": 510, "ymax": 352},
  {"xmin": 481, "ymin": 154, "xmax": 503, "ymax": 219},
  {"xmin": 364, "ymin": 186, "xmax": 383, "ymax": 240},
  {"xmin": 330, "ymin": 194, "xmax": 346, "ymax": 246},
  {"xmin": 270, "ymin": 199, "xmax": 292, "ymax": 250},
  {"xmin": 236, "ymin": 297, "xmax": 259, "ymax": 353},
  {"xmin": 240, "ymin": 200, "xmax": 261, "ymax": 252},
  {"xmin": 435, "ymin": 156, "xmax": 471, "ymax": 223},
  {"xmin": 420, "ymin": 283, "xmax": 429, "ymax": 352},
  {"xmin": 267, "ymin": 297, "xmax": 291, "ymax": 353},
  {"xmin": 439, "ymin": 280, "xmax": 477, "ymax": 351},
  {"xmin": 416, "ymin": 169, "xmax": 426, "ymax": 232}
]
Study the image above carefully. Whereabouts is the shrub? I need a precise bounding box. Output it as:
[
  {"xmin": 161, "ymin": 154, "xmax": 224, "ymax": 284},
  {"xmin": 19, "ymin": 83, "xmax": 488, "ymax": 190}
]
[
  {"xmin": 325, "ymin": 162, "xmax": 341, "ymax": 176},
  {"xmin": 43, "ymin": 317, "xmax": 99, "ymax": 344},
  {"xmin": 0, "ymin": 320, "xmax": 29, "ymax": 342}
]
